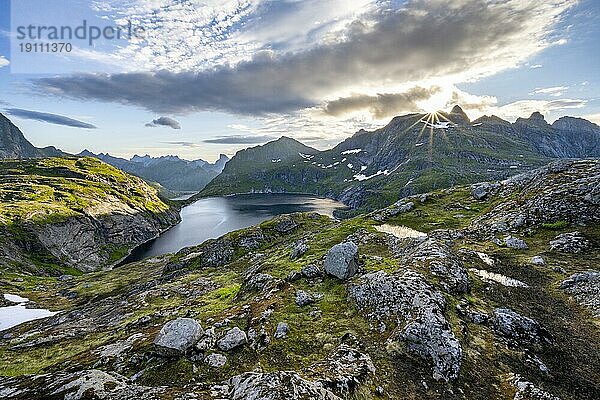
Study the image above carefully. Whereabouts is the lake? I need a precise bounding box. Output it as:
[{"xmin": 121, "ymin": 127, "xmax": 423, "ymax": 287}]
[{"xmin": 124, "ymin": 194, "xmax": 346, "ymax": 262}]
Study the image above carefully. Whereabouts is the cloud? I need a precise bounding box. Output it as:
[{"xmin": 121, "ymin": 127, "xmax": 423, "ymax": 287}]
[
  {"xmin": 529, "ymin": 64, "xmax": 543, "ymax": 69},
  {"xmin": 145, "ymin": 116, "xmax": 181, "ymax": 129},
  {"xmin": 4, "ymin": 108, "xmax": 97, "ymax": 129},
  {"xmin": 323, "ymin": 87, "xmax": 441, "ymax": 119},
  {"xmin": 0, "ymin": 56, "xmax": 9, "ymax": 68},
  {"xmin": 162, "ymin": 141, "xmax": 201, "ymax": 148},
  {"xmin": 33, "ymin": 0, "xmax": 576, "ymax": 116},
  {"xmin": 531, "ymin": 86, "xmax": 569, "ymax": 97},
  {"xmin": 585, "ymin": 114, "xmax": 600, "ymax": 126},
  {"xmin": 203, "ymin": 135, "xmax": 278, "ymax": 144}
]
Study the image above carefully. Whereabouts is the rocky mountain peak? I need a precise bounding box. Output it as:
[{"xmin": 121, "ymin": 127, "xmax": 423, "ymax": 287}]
[
  {"xmin": 515, "ymin": 111, "xmax": 549, "ymax": 127},
  {"xmin": 449, "ymin": 105, "xmax": 470, "ymax": 124},
  {"xmin": 552, "ymin": 116, "xmax": 600, "ymax": 132}
]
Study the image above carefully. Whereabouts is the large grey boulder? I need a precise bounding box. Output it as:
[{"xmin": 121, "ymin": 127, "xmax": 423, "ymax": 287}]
[
  {"xmin": 349, "ymin": 270, "xmax": 461, "ymax": 381},
  {"xmin": 492, "ymin": 308, "xmax": 551, "ymax": 346},
  {"xmin": 213, "ymin": 371, "xmax": 341, "ymax": 400},
  {"xmin": 560, "ymin": 271, "xmax": 600, "ymax": 317},
  {"xmin": 324, "ymin": 241, "xmax": 359, "ymax": 280},
  {"xmin": 153, "ymin": 318, "xmax": 203, "ymax": 357},
  {"xmin": 218, "ymin": 327, "xmax": 248, "ymax": 351}
]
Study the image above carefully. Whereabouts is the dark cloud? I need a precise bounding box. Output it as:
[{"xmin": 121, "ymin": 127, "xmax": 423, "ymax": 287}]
[
  {"xmin": 33, "ymin": 1, "xmax": 572, "ymax": 116},
  {"xmin": 324, "ymin": 87, "xmax": 441, "ymax": 118},
  {"xmin": 203, "ymin": 135, "xmax": 277, "ymax": 144},
  {"xmin": 146, "ymin": 116, "xmax": 181, "ymax": 129},
  {"xmin": 4, "ymin": 108, "xmax": 97, "ymax": 129}
]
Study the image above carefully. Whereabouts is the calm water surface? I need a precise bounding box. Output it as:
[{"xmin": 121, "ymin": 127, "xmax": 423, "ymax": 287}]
[{"xmin": 125, "ymin": 194, "xmax": 346, "ymax": 262}]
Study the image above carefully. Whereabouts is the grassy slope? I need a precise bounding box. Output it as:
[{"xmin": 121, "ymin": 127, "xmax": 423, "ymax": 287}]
[
  {"xmin": 1, "ymin": 185, "xmax": 598, "ymax": 399},
  {"xmin": 0, "ymin": 157, "xmax": 175, "ymax": 275}
]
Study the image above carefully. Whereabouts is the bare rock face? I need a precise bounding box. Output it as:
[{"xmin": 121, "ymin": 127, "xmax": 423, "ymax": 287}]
[
  {"xmin": 400, "ymin": 237, "xmax": 469, "ymax": 294},
  {"xmin": 348, "ymin": 270, "xmax": 461, "ymax": 381},
  {"xmin": 469, "ymin": 160, "xmax": 600, "ymax": 236},
  {"xmin": 212, "ymin": 371, "xmax": 341, "ymax": 400},
  {"xmin": 511, "ymin": 375, "xmax": 561, "ymax": 400},
  {"xmin": 491, "ymin": 309, "xmax": 551, "ymax": 346},
  {"xmin": 305, "ymin": 344, "xmax": 375, "ymax": 393},
  {"xmin": 560, "ymin": 271, "xmax": 600, "ymax": 317},
  {"xmin": 0, "ymin": 369, "xmax": 163, "ymax": 400},
  {"xmin": 471, "ymin": 182, "xmax": 500, "ymax": 200},
  {"xmin": 324, "ymin": 241, "xmax": 359, "ymax": 280},
  {"xmin": 549, "ymin": 232, "xmax": 590, "ymax": 254},
  {"xmin": 154, "ymin": 318, "xmax": 203, "ymax": 357}
]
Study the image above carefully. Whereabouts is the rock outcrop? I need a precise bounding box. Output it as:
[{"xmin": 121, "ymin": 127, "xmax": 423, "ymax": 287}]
[
  {"xmin": 349, "ymin": 270, "xmax": 461, "ymax": 381},
  {"xmin": 212, "ymin": 371, "xmax": 341, "ymax": 400}
]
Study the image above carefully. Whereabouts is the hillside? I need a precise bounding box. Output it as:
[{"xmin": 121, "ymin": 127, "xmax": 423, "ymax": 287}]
[
  {"xmin": 1, "ymin": 159, "xmax": 598, "ymax": 399},
  {"xmin": 199, "ymin": 107, "xmax": 600, "ymax": 214},
  {"xmin": 0, "ymin": 112, "xmax": 64, "ymax": 159},
  {"xmin": 80, "ymin": 151, "xmax": 229, "ymax": 193},
  {"xmin": 0, "ymin": 157, "xmax": 180, "ymax": 274}
]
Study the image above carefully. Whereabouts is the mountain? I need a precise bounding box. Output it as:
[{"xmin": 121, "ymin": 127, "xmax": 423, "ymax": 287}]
[
  {"xmin": 198, "ymin": 107, "xmax": 600, "ymax": 214},
  {"xmin": 3, "ymin": 159, "xmax": 599, "ymax": 399},
  {"xmin": 0, "ymin": 112, "xmax": 64, "ymax": 159},
  {"xmin": 0, "ymin": 156, "xmax": 180, "ymax": 274},
  {"xmin": 80, "ymin": 151, "xmax": 230, "ymax": 193}
]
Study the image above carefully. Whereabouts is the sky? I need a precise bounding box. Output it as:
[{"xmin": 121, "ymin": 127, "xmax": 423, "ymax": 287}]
[{"xmin": 0, "ymin": 0, "xmax": 598, "ymax": 162}]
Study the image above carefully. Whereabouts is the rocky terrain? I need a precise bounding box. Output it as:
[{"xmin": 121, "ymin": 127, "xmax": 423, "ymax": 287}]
[
  {"xmin": 0, "ymin": 159, "xmax": 598, "ymax": 399},
  {"xmin": 0, "ymin": 157, "xmax": 180, "ymax": 274},
  {"xmin": 199, "ymin": 107, "xmax": 600, "ymax": 214}
]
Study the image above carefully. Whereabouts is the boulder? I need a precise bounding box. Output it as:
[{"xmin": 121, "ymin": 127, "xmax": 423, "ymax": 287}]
[
  {"xmin": 205, "ymin": 353, "xmax": 227, "ymax": 368},
  {"xmin": 301, "ymin": 264, "xmax": 322, "ymax": 279},
  {"xmin": 291, "ymin": 241, "xmax": 309, "ymax": 259},
  {"xmin": 213, "ymin": 371, "xmax": 341, "ymax": 400},
  {"xmin": 549, "ymin": 231, "xmax": 590, "ymax": 253},
  {"xmin": 196, "ymin": 327, "xmax": 216, "ymax": 351},
  {"xmin": 504, "ymin": 236, "xmax": 528, "ymax": 249},
  {"xmin": 560, "ymin": 271, "xmax": 600, "ymax": 317},
  {"xmin": 296, "ymin": 290, "xmax": 316, "ymax": 307},
  {"xmin": 153, "ymin": 318, "xmax": 203, "ymax": 357},
  {"xmin": 491, "ymin": 308, "xmax": 551, "ymax": 346},
  {"xmin": 305, "ymin": 344, "xmax": 375, "ymax": 393},
  {"xmin": 348, "ymin": 270, "xmax": 461, "ymax": 381},
  {"xmin": 531, "ymin": 256, "xmax": 545, "ymax": 265},
  {"xmin": 218, "ymin": 327, "xmax": 248, "ymax": 351},
  {"xmin": 471, "ymin": 182, "xmax": 500, "ymax": 200},
  {"xmin": 274, "ymin": 322, "xmax": 290, "ymax": 339},
  {"xmin": 324, "ymin": 241, "xmax": 359, "ymax": 280}
]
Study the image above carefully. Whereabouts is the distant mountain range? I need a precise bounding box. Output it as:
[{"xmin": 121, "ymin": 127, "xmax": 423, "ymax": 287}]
[
  {"xmin": 0, "ymin": 111, "xmax": 229, "ymax": 193},
  {"xmin": 78, "ymin": 150, "xmax": 229, "ymax": 193},
  {"xmin": 199, "ymin": 106, "xmax": 600, "ymax": 214}
]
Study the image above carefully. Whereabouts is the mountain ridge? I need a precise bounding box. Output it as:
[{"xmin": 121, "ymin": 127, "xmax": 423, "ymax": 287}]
[
  {"xmin": 0, "ymin": 112, "xmax": 65, "ymax": 159},
  {"xmin": 198, "ymin": 107, "xmax": 600, "ymax": 213}
]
